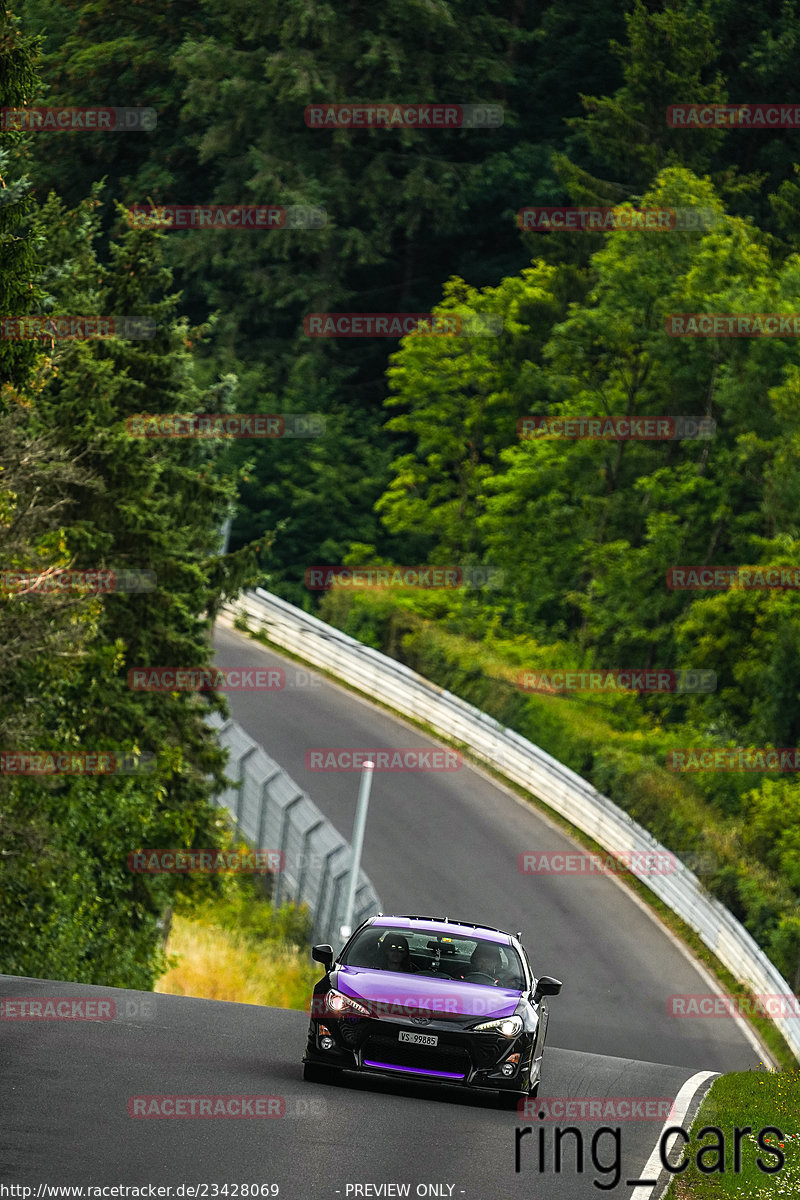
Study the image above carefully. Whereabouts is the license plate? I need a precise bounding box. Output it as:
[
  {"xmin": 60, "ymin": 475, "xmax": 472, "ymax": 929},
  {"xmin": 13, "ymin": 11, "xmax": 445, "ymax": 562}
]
[{"xmin": 399, "ymin": 1031, "xmax": 438, "ymax": 1046}]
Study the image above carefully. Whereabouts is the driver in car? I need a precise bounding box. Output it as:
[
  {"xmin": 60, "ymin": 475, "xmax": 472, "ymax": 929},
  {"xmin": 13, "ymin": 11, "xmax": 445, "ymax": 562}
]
[{"xmin": 466, "ymin": 943, "xmax": 503, "ymax": 983}]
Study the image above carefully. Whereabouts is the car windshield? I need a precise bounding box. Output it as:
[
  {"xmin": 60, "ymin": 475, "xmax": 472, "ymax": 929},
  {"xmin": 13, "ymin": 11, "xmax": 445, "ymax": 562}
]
[{"xmin": 341, "ymin": 926, "xmax": 526, "ymax": 988}]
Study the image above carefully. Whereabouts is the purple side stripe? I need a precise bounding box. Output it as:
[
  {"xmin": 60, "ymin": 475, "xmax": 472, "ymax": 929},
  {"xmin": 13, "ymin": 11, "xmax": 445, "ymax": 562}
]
[{"xmin": 363, "ymin": 1059, "xmax": 465, "ymax": 1079}]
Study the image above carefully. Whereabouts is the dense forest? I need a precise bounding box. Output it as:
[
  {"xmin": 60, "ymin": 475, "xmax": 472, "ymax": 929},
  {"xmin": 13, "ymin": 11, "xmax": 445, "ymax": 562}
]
[{"xmin": 1, "ymin": 0, "xmax": 800, "ymax": 996}]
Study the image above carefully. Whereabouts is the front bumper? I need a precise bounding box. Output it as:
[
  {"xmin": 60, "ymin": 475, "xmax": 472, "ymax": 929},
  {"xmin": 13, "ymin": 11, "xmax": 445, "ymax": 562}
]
[{"xmin": 304, "ymin": 1015, "xmax": 534, "ymax": 1092}]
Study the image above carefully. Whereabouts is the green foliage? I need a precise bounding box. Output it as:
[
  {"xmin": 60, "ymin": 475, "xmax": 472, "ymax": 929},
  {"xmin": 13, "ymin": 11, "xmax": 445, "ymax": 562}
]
[
  {"xmin": 377, "ymin": 265, "xmax": 584, "ymax": 558},
  {"xmin": 0, "ymin": 66, "xmax": 262, "ymax": 982},
  {"xmin": 174, "ymin": 861, "xmax": 312, "ymax": 950},
  {"xmin": 0, "ymin": 772, "xmax": 190, "ymax": 988},
  {"xmin": 0, "ymin": 4, "xmax": 44, "ymax": 388},
  {"xmin": 742, "ymin": 780, "xmax": 800, "ymax": 891},
  {"xmin": 769, "ymin": 916, "xmax": 800, "ymax": 992},
  {"xmin": 559, "ymin": 0, "xmax": 728, "ymax": 194},
  {"xmin": 7, "ymin": 0, "xmax": 800, "ymax": 1003}
]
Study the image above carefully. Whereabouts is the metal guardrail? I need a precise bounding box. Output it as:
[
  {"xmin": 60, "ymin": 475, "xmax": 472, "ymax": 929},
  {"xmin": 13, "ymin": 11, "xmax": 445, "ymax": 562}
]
[
  {"xmin": 221, "ymin": 587, "xmax": 800, "ymax": 1062},
  {"xmin": 206, "ymin": 711, "xmax": 381, "ymax": 950}
]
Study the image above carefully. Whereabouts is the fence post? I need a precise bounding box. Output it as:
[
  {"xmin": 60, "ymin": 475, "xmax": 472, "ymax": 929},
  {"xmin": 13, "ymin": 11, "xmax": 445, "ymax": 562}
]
[
  {"xmin": 297, "ymin": 820, "xmax": 324, "ymax": 902},
  {"xmin": 255, "ymin": 766, "xmax": 282, "ymax": 902},
  {"xmin": 231, "ymin": 745, "xmax": 258, "ymax": 834},
  {"xmin": 272, "ymin": 793, "xmax": 304, "ymax": 908}
]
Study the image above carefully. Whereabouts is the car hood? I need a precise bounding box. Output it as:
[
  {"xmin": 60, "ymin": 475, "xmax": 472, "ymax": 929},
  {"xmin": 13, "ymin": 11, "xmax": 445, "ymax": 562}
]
[{"xmin": 334, "ymin": 965, "xmax": 520, "ymax": 1020}]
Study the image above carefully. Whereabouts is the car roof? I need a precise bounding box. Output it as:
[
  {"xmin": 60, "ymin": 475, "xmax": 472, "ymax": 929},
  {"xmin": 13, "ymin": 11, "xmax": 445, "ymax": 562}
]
[{"xmin": 370, "ymin": 914, "xmax": 515, "ymax": 946}]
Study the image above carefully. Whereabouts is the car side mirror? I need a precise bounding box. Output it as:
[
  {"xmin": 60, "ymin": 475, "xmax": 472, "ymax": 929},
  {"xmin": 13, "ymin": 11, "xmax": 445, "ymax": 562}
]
[
  {"xmin": 533, "ymin": 975, "xmax": 562, "ymax": 1002},
  {"xmin": 312, "ymin": 944, "xmax": 335, "ymax": 970}
]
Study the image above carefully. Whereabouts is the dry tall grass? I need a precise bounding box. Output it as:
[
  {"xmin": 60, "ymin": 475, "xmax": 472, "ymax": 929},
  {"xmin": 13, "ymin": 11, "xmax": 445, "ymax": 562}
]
[{"xmin": 155, "ymin": 914, "xmax": 319, "ymax": 1008}]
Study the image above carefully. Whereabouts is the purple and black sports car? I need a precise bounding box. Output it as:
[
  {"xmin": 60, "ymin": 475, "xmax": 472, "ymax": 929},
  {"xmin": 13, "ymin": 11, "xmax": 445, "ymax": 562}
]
[{"xmin": 302, "ymin": 914, "xmax": 562, "ymax": 1108}]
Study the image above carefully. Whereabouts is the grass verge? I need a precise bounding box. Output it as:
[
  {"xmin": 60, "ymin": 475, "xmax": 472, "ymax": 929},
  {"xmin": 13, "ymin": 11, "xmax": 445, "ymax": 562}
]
[
  {"xmin": 668, "ymin": 1067, "xmax": 800, "ymax": 1197},
  {"xmin": 155, "ymin": 851, "xmax": 320, "ymax": 1008},
  {"xmin": 155, "ymin": 915, "xmax": 319, "ymax": 1007}
]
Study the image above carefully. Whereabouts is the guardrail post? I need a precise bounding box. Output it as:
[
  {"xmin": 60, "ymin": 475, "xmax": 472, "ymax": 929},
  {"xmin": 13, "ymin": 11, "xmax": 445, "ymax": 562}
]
[
  {"xmin": 255, "ymin": 767, "xmax": 281, "ymax": 900},
  {"xmin": 341, "ymin": 760, "xmax": 374, "ymax": 939},
  {"xmin": 273, "ymin": 793, "xmax": 304, "ymax": 908},
  {"xmin": 297, "ymin": 821, "xmax": 324, "ymax": 903},
  {"xmin": 231, "ymin": 745, "xmax": 258, "ymax": 834}
]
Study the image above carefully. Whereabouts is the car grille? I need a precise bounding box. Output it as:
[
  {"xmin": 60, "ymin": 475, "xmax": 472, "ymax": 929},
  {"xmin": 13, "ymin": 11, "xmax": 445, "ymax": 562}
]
[
  {"xmin": 362, "ymin": 1034, "xmax": 469, "ymax": 1077},
  {"xmin": 338, "ymin": 1017, "xmax": 366, "ymax": 1047},
  {"xmin": 470, "ymin": 1035, "xmax": 509, "ymax": 1068}
]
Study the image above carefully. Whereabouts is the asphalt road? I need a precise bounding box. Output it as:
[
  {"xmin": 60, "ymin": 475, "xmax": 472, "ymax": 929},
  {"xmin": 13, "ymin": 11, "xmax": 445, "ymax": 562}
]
[{"xmin": 0, "ymin": 975, "xmax": 716, "ymax": 1199}]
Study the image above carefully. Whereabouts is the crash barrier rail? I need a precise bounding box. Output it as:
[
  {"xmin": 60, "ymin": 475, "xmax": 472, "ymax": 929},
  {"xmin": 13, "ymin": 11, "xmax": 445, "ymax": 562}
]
[
  {"xmin": 205, "ymin": 710, "xmax": 381, "ymax": 950},
  {"xmin": 220, "ymin": 587, "xmax": 800, "ymax": 1063}
]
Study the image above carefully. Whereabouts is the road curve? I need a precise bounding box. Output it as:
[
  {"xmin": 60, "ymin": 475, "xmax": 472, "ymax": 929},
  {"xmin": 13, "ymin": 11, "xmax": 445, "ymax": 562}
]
[{"xmin": 212, "ymin": 618, "xmax": 764, "ymax": 1073}]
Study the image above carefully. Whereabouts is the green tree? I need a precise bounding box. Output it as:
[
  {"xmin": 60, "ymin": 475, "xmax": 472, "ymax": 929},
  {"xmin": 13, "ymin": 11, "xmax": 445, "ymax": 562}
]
[
  {"xmin": 741, "ymin": 778, "xmax": 800, "ymax": 892},
  {"xmin": 555, "ymin": 0, "xmax": 728, "ymax": 203},
  {"xmin": 0, "ymin": 178, "xmax": 261, "ymax": 983},
  {"xmin": 376, "ymin": 264, "xmax": 583, "ymax": 561},
  {"xmin": 0, "ymin": 2, "xmax": 44, "ymax": 389},
  {"xmin": 12, "ymin": 0, "xmax": 211, "ymax": 211},
  {"xmin": 553, "ymin": 0, "xmax": 800, "ymax": 239},
  {"xmin": 481, "ymin": 169, "xmax": 800, "ymax": 670}
]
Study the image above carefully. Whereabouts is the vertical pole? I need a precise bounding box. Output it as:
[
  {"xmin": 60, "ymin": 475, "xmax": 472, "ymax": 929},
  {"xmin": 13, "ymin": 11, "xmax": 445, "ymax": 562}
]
[{"xmin": 340, "ymin": 760, "xmax": 374, "ymax": 940}]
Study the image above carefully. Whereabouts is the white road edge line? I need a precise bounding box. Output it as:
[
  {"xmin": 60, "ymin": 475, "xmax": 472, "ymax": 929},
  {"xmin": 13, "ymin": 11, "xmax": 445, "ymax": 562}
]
[{"xmin": 627, "ymin": 1069, "xmax": 718, "ymax": 1200}]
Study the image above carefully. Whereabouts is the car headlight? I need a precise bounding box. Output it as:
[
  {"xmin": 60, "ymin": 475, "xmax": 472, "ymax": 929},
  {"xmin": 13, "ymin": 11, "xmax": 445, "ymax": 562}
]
[
  {"xmin": 323, "ymin": 989, "xmax": 369, "ymax": 1018},
  {"xmin": 473, "ymin": 1015, "xmax": 523, "ymax": 1036}
]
